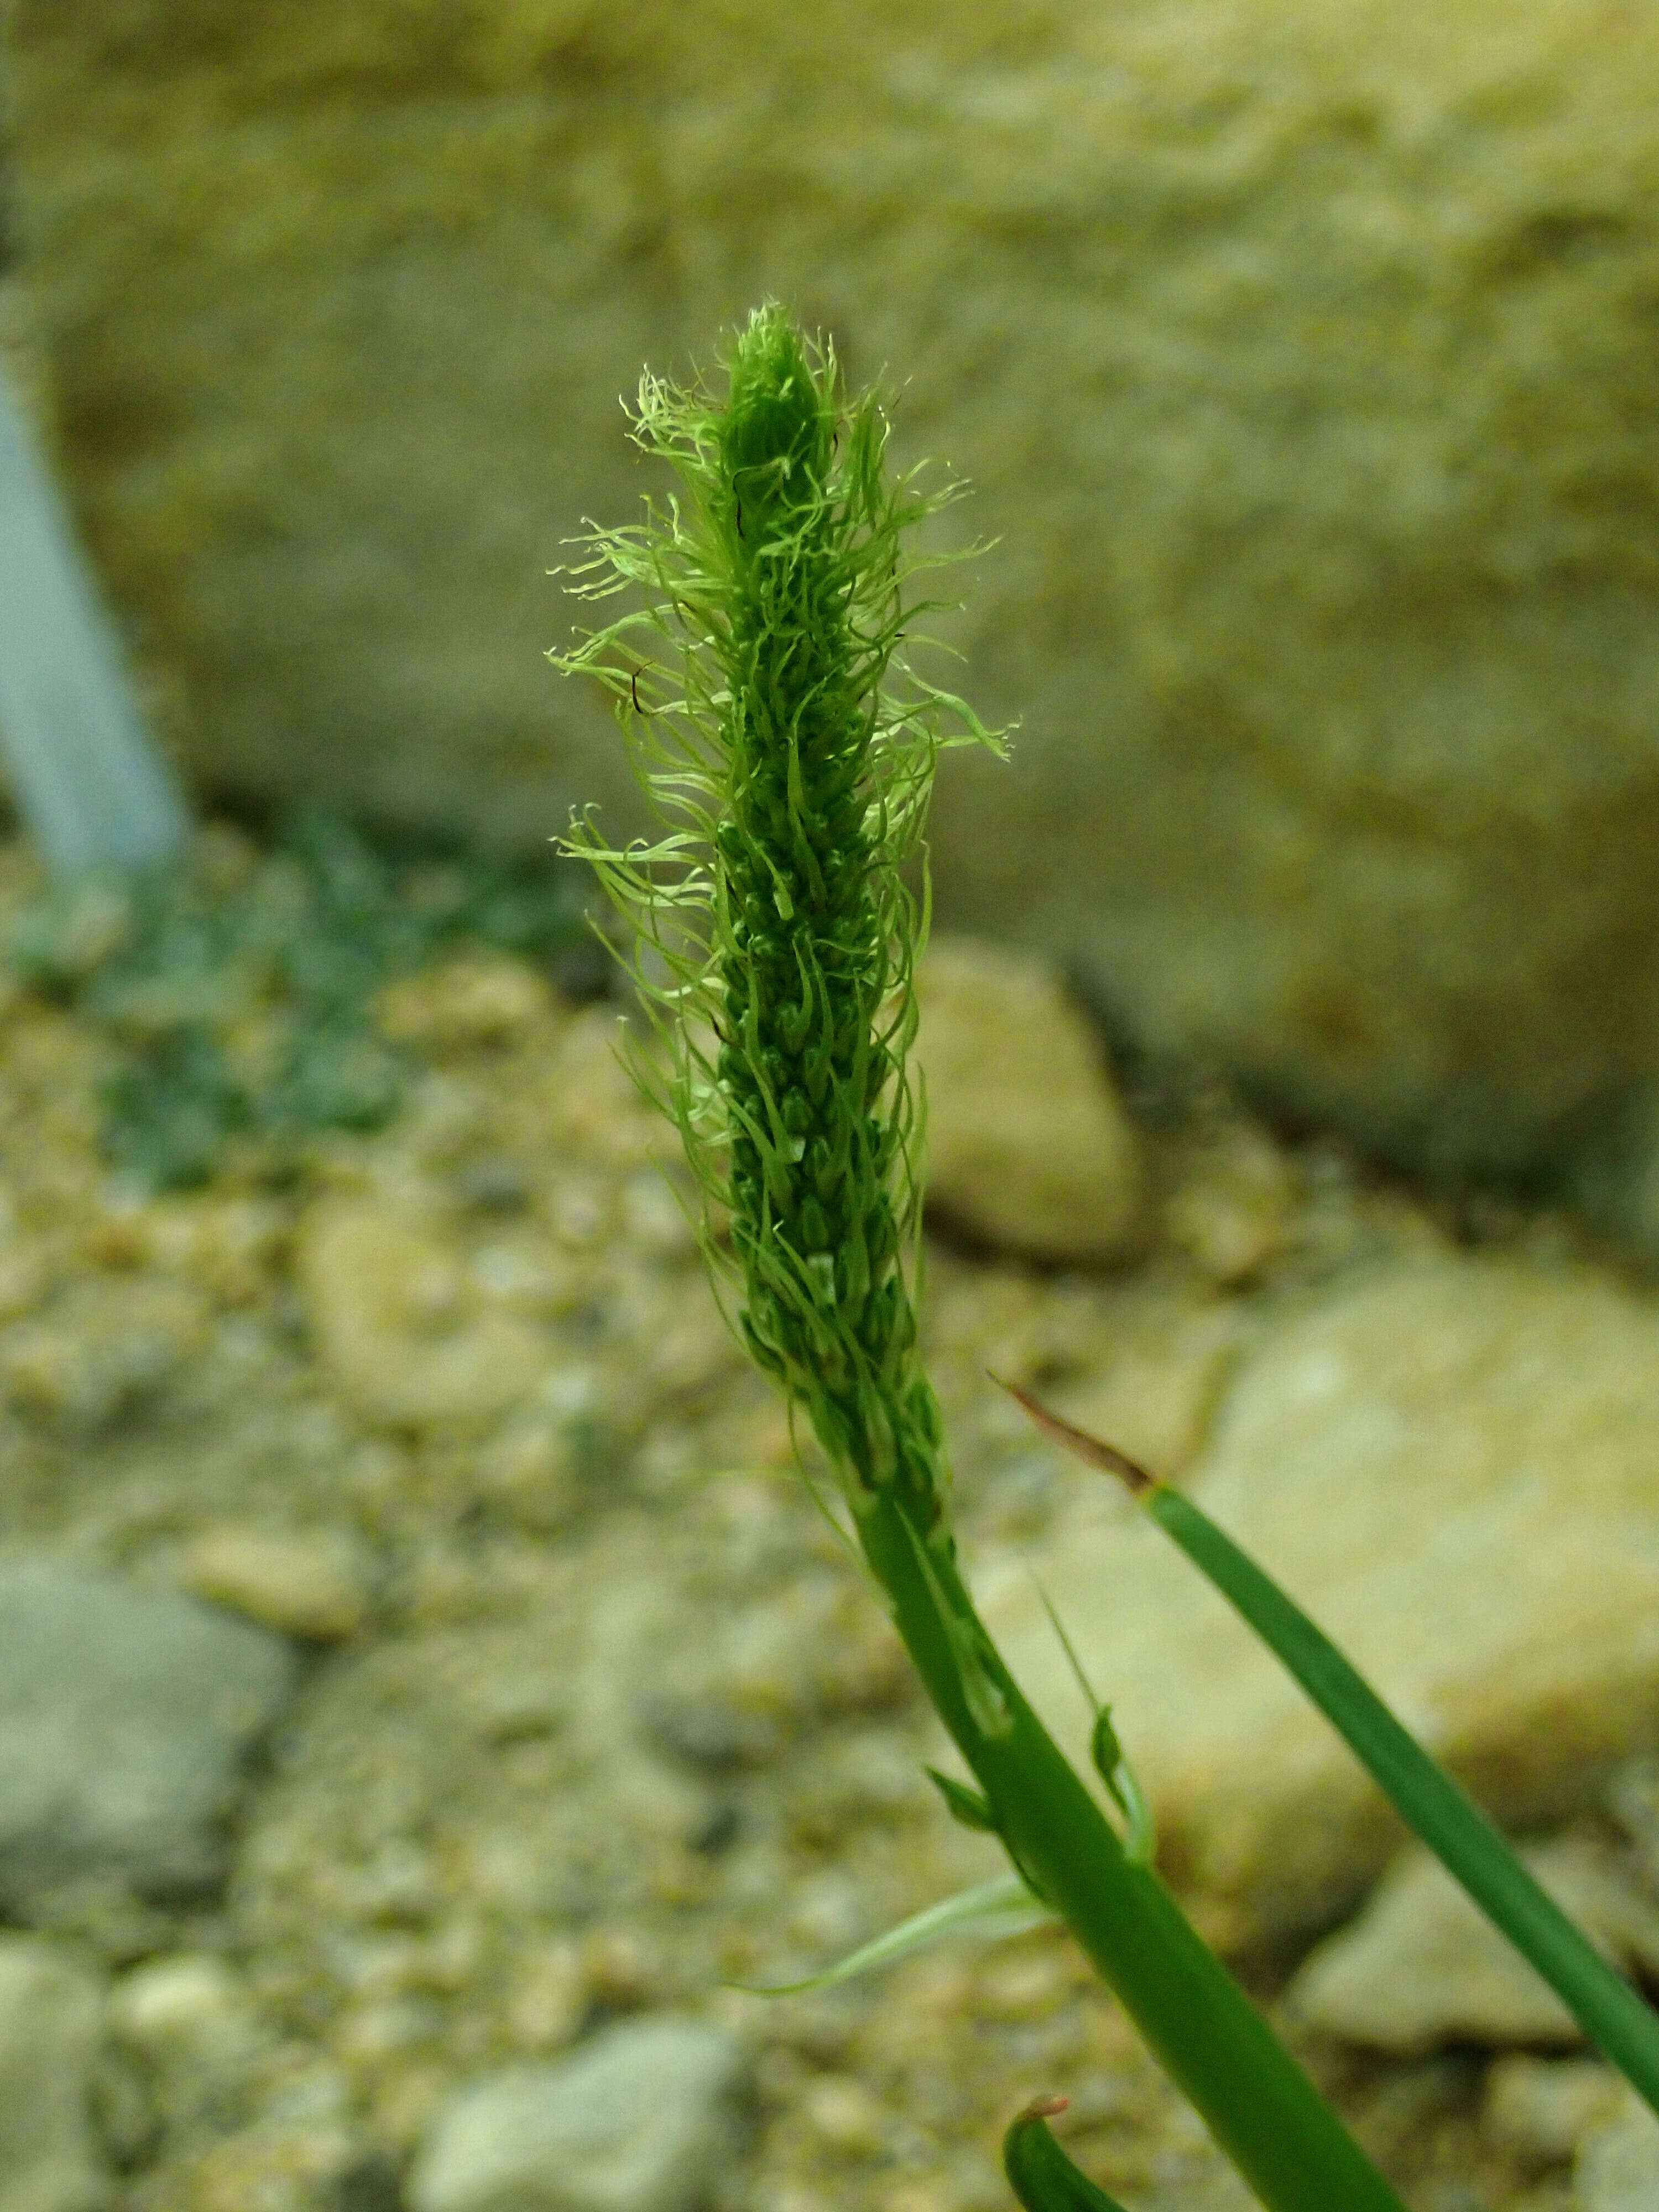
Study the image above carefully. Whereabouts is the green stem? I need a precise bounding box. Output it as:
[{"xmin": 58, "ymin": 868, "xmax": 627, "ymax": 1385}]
[
  {"xmin": 1149, "ymin": 1486, "xmax": 1659, "ymax": 2120},
  {"xmin": 858, "ymin": 1490, "xmax": 1409, "ymax": 2212}
]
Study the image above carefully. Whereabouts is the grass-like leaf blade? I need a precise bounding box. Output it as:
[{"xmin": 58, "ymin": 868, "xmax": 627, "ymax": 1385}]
[
  {"xmin": 1001, "ymin": 1376, "xmax": 1659, "ymax": 2120},
  {"xmin": 1003, "ymin": 2098, "xmax": 1130, "ymax": 2211},
  {"xmin": 732, "ymin": 1871, "xmax": 1053, "ymax": 1996},
  {"xmin": 1154, "ymin": 1485, "xmax": 1659, "ymax": 2117}
]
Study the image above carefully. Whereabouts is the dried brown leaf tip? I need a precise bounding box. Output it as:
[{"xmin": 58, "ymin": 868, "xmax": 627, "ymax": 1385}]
[{"xmin": 990, "ymin": 1375, "xmax": 1159, "ymax": 1497}]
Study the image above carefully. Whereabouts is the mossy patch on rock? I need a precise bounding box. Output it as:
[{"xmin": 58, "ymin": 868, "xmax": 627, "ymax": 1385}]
[{"xmin": 5, "ymin": 815, "xmax": 589, "ymax": 1191}]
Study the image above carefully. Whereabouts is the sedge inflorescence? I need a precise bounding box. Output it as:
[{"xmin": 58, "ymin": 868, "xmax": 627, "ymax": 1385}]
[
  {"xmin": 553, "ymin": 303, "xmax": 1003, "ymax": 1526},
  {"xmin": 552, "ymin": 308, "xmax": 1441, "ymax": 2212}
]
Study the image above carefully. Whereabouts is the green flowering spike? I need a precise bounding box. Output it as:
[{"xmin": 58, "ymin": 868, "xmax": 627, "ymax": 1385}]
[
  {"xmin": 555, "ymin": 306, "xmax": 1412, "ymax": 2212},
  {"xmin": 552, "ymin": 302, "xmax": 1003, "ymax": 1529}
]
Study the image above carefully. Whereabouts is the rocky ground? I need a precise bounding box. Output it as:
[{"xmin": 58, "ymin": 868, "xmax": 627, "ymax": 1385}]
[{"xmin": 0, "ymin": 823, "xmax": 1657, "ymax": 2212}]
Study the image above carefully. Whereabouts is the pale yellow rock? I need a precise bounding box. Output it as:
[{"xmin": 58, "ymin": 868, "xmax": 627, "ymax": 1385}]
[
  {"xmin": 0, "ymin": 1244, "xmax": 49, "ymax": 1326},
  {"xmin": 0, "ymin": 1935, "xmax": 110, "ymax": 2212},
  {"xmin": 296, "ymin": 1202, "xmax": 545, "ymax": 1430},
  {"xmin": 505, "ymin": 1941, "xmax": 585, "ymax": 2056},
  {"xmin": 181, "ymin": 2120, "xmax": 360, "ymax": 2212},
  {"xmin": 1045, "ymin": 1310, "xmax": 1240, "ymax": 1481},
  {"xmin": 916, "ymin": 936, "xmax": 1146, "ymax": 1265},
  {"xmin": 978, "ymin": 1254, "xmax": 1659, "ymax": 1944},
  {"xmin": 545, "ymin": 1008, "xmax": 667, "ymax": 1173},
  {"xmin": 180, "ymin": 1526, "xmax": 369, "ymax": 1643},
  {"xmin": 1286, "ymin": 1835, "xmax": 1659, "ymax": 2052},
  {"xmin": 474, "ymin": 1402, "xmax": 590, "ymax": 1534},
  {"xmin": 1608, "ymin": 1756, "xmax": 1659, "ymax": 1890},
  {"xmin": 142, "ymin": 1194, "xmax": 285, "ymax": 1310},
  {"xmin": 17, "ymin": 4, "xmax": 1659, "ymax": 1188},
  {"xmin": 375, "ymin": 954, "xmax": 553, "ymax": 1057},
  {"xmin": 1483, "ymin": 2056, "xmax": 1624, "ymax": 2164},
  {"xmin": 1165, "ymin": 1123, "xmax": 1297, "ymax": 1289},
  {"xmin": 801, "ymin": 2076, "xmax": 889, "ymax": 2159},
  {"xmin": 108, "ymin": 1954, "xmax": 252, "ymax": 2059},
  {"xmin": 0, "ymin": 1276, "xmax": 206, "ymax": 1436},
  {"xmin": 1577, "ymin": 2093, "xmax": 1659, "ymax": 2212}
]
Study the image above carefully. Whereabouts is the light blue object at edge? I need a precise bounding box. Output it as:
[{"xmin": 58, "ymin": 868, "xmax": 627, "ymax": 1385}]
[{"xmin": 0, "ymin": 363, "xmax": 190, "ymax": 875}]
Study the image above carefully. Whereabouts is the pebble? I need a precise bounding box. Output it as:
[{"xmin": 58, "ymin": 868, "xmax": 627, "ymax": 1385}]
[
  {"xmin": 375, "ymin": 954, "xmax": 553, "ymax": 1056},
  {"xmin": 619, "ymin": 1172, "xmax": 698, "ymax": 1262},
  {"xmin": 452, "ymin": 1157, "xmax": 532, "ymax": 1215},
  {"xmin": 180, "ymin": 1526, "xmax": 370, "ymax": 1642},
  {"xmin": 0, "ymin": 1241, "xmax": 48, "ymax": 1325},
  {"xmin": 1606, "ymin": 1755, "xmax": 1659, "ymax": 1890},
  {"xmin": 1286, "ymin": 1835, "xmax": 1659, "ymax": 2051},
  {"xmin": 915, "ymin": 936, "xmax": 1147, "ymax": 1266},
  {"xmin": 173, "ymin": 1195, "xmax": 287, "ymax": 1310},
  {"xmin": 295, "ymin": 1201, "xmax": 546, "ymax": 1430},
  {"xmin": 0, "ymin": 1933, "xmax": 111, "ymax": 2212},
  {"xmin": 178, "ymin": 2116, "xmax": 363, "ymax": 2212},
  {"xmin": 505, "ymin": 1942, "xmax": 585, "ymax": 2054},
  {"xmin": 551, "ymin": 1010, "xmax": 666, "ymax": 1167},
  {"xmin": 406, "ymin": 2015, "xmax": 750, "ymax": 2212},
  {"xmin": 0, "ymin": 1562, "xmax": 297, "ymax": 1913},
  {"xmin": 0, "ymin": 1277, "xmax": 205, "ymax": 1437},
  {"xmin": 1575, "ymin": 2093, "xmax": 1659, "ymax": 2212},
  {"xmin": 1039, "ymin": 1308, "xmax": 1239, "ymax": 1482},
  {"xmin": 107, "ymin": 1952, "xmax": 260, "ymax": 2138},
  {"xmin": 1164, "ymin": 1120, "xmax": 1296, "ymax": 1288},
  {"xmin": 641, "ymin": 1576, "xmax": 895, "ymax": 1776},
  {"xmin": 108, "ymin": 1952, "xmax": 255, "ymax": 2059},
  {"xmin": 800, "ymin": 2074, "xmax": 889, "ymax": 2157},
  {"xmin": 1482, "ymin": 2056, "xmax": 1624, "ymax": 2164},
  {"xmin": 335, "ymin": 2150, "xmax": 406, "ymax": 2212},
  {"xmin": 981, "ymin": 1254, "xmax": 1659, "ymax": 1944},
  {"xmin": 473, "ymin": 1407, "xmax": 592, "ymax": 1532}
]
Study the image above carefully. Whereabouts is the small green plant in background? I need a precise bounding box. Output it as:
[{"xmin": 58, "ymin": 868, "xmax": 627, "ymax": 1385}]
[
  {"xmin": 6, "ymin": 810, "xmax": 592, "ymax": 1191},
  {"xmin": 553, "ymin": 302, "xmax": 1659, "ymax": 2211}
]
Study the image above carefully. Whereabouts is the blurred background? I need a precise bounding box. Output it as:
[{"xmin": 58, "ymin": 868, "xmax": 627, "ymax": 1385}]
[
  {"xmin": 8, "ymin": 0, "xmax": 1659, "ymax": 1212},
  {"xmin": 2, "ymin": 6, "xmax": 1659, "ymax": 2212}
]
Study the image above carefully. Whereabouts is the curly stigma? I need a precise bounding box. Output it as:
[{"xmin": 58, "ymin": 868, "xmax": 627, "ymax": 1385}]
[
  {"xmin": 712, "ymin": 312, "xmax": 932, "ymax": 1500},
  {"xmin": 554, "ymin": 302, "xmax": 1001, "ymax": 1525}
]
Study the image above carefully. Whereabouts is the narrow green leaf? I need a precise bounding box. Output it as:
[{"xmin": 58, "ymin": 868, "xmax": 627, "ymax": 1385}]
[
  {"xmin": 1031, "ymin": 1574, "xmax": 1156, "ymax": 1865},
  {"xmin": 1088, "ymin": 1708, "xmax": 1157, "ymax": 1869},
  {"xmin": 1145, "ymin": 1484, "xmax": 1659, "ymax": 2121},
  {"xmin": 1004, "ymin": 2098, "xmax": 1130, "ymax": 2212},
  {"xmin": 926, "ymin": 1764, "xmax": 1000, "ymax": 1833},
  {"xmin": 999, "ymin": 1374, "xmax": 1659, "ymax": 2124},
  {"xmin": 732, "ymin": 1872, "xmax": 1054, "ymax": 1996}
]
